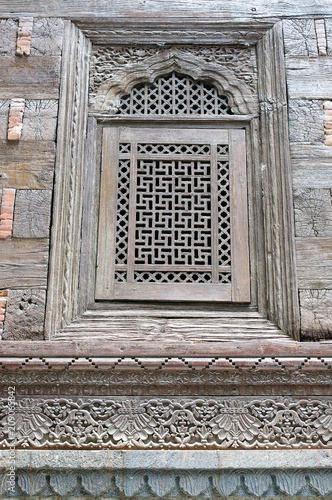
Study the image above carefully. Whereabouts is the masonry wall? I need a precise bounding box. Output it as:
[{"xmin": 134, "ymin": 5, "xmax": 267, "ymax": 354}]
[{"xmin": 0, "ymin": 11, "xmax": 331, "ymax": 341}]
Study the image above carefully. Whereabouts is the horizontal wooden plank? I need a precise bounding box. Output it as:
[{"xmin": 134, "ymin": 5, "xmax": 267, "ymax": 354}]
[
  {"xmin": 291, "ymin": 144, "xmax": 332, "ymax": 188},
  {"xmin": 0, "ymin": 56, "xmax": 61, "ymax": 99},
  {"xmin": 0, "ymin": 141, "xmax": 55, "ymax": 189},
  {"xmin": 296, "ymin": 237, "xmax": 332, "ymax": 289},
  {"xmin": 0, "ymin": 238, "xmax": 49, "ymax": 288},
  {"xmin": 286, "ymin": 57, "xmax": 332, "ymax": 99},
  {"xmin": 0, "ymin": 1, "xmax": 330, "ymax": 18},
  {"xmin": 112, "ymin": 283, "xmax": 232, "ymax": 302},
  {"xmin": 4, "ymin": 338, "xmax": 332, "ymax": 359}
]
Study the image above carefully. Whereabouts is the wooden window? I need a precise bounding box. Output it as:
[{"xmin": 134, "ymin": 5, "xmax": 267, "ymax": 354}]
[{"xmin": 96, "ymin": 126, "xmax": 250, "ymax": 302}]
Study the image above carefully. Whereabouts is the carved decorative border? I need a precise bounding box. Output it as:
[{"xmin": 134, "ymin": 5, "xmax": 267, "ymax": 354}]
[
  {"xmin": 2, "ymin": 396, "xmax": 332, "ymax": 450},
  {"xmin": 4, "ymin": 468, "xmax": 332, "ymax": 497}
]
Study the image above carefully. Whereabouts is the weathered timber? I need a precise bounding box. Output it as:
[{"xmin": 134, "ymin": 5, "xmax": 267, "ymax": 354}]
[
  {"xmin": 0, "ymin": 238, "xmax": 49, "ymax": 288},
  {"xmin": 294, "ymin": 188, "xmax": 332, "ymax": 237},
  {"xmin": 286, "ymin": 57, "xmax": 332, "ymax": 99},
  {"xmin": 288, "ymin": 99, "xmax": 324, "ymax": 144},
  {"xmin": 326, "ymin": 18, "xmax": 332, "ymax": 56},
  {"xmin": 0, "ymin": 19, "xmax": 17, "ymax": 55},
  {"xmin": 300, "ymin": 289, "xmax": 332, "ymax": 340},
  {"xmin": 13, "ymin": 190, "xmax": 52, "ymax": 238},
  {"xmin": 291, "ymin": 144, "xmax": 332, "ymax": 189},
  {"xmin": 282, "ymin": 19, "xmax": 318, "ymax": 57},
  {"xmin": 0, "ymin": 56, "xmax": 61, "ymax": 99},
  {"xmin": 2, "ymin": 289, "xmax": 46, "ymax": 340},
  {"xmin": 0, "ymin": 0, "xmax": 330, "ymax": 18},
  {"xmin": 30, "ymin": 18, "xmax": 64, "ymax": 56},
  {"xmin": 296, "ymin": 237, "xmax": 332, "ymax": 289},
  {"xmin": 21, "ymin": 100, "xmax": 58, "ymax": 141},
  {"xmin": 3, "ymin": 339, "xmax": 332, "ymax": 359},
  {"xmin": 0, "ymin": 141, "xmax": 55, "ymax": 189}
]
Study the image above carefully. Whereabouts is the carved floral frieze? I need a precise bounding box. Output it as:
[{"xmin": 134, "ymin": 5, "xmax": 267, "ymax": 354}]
[{"xmin": 2, "ymin": 397, "xmax": 332, "ymax": 450}]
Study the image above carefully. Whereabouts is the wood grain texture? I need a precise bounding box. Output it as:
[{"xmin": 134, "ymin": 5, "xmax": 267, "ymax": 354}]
[
  {"xmin": 288, "ymin": 99, "xmax": 324, "ymax": 144},
  {"xmin": 286, "ymin": 57, "xmax": 332, "ymax": 99},
  {"xmin": 296, "ymin": 238, "xmax": 332, "ymax": 289},
  {"xmin": 0, "ymin": 141, "xmax": 55, "ymax": 189},
  {"xmin": 294, "ymin": 188, "xmax": 332, "ymax": 237},
  {"xmin": 291, "ymin": 144, "xmax": 332, "ymax": 189},
  {"xmin": 0, "ymin": 0, "xmax": 330, "ymax": 18},
  {"xmin": 282, "ymin": 19, "xmax": 318, "ymax": 57},
  {"xmin": 13, "ymin": 190, "xmax": 52, "ymax": 238},
  {"xmin": 21, "ymin": 100, "xmax": 58, "ymax": 141},
  {"xmin": 0, "ymin": 56, "xmax": 61, "ymax": 99},
  {"xmin": 0, "ymin": 238, "xmax": 49, "ymax": 288},
  {"xmin": 300, "ymin": 289, "xmax": 332, "ymax": 340},
  {"xmin": 0, "ymin": 19, "xmax": 17, "ymax": 55},
  {"xmin": 326, "ymin": 18, "xmax": 332, "ymax": 57},
  {"xmin": 2, "ymin": 289, "xmax": 46, "ymax": 340},
  {"xmin": 30, "ymin": 18, "xmax": 64, "ymax": 56}
]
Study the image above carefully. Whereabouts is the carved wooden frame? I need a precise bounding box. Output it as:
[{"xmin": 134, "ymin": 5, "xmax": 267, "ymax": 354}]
[{"xmin": 45, "ymin": 19, "xmax": 300, "ymax": 341}]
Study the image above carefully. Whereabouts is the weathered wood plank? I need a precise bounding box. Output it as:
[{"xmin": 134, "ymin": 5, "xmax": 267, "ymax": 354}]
[
  {"xmin": 0, "ymin": 238, "xmax": 49, "ymax": 288},
  {"xmin": 286, "ymin": 57, "xmax": 332, "ymax": 99},
  {"xmin": 288, "ymin": 99, "xmax": 324, "ymax": 144},
  {"xmin": 0, "ymin": 56, "xmax": 61, "ymax": 99},
  {"xmin": 2, "ymin": 289, "xmax": 46, "ymax": 340},
  {"xmin": 296, "ymin": 237, "xmax": 332, "ymax": 288},
  {"xmin": 294, "ymin": 188, "xmax": 332, "ymax": 237},
  {"xmin": 300, "ymin": 289, "xmax": 332, "ymax": 340},
  {"xmin": 5, "ymin": 339, "xmax": 332, "ymax": 359},
  {"xmin": 13, "ymin": 190, "xmax": 52, "ymax": 238},
  {"xmin": 0, "ymin": 141, "xmax": 55, "ymax": 189},
  {"xmin": 31, "ymin": 18, "xmax": 64, "ymax": 56},
  {"xmin": 0, "ymin": 19, "xmax": 17, "ymax": 55},
  {"xmin": 326, "ymin": 18, "xmax": 332, "ymax": 57},
  {"xmin": 22, "ymin": 100, "xmax": 58, "ymax": 141},
  {"xmin": 283, "ymin": 19, "xmax": 318, "ymax": 57},
  {"xmin": 0, "ymin": 0, "xmax": 330, "ymax": 18},
  {"xmin": 291, "ymin": 144, "xmax": 332, "ymax": 189}
]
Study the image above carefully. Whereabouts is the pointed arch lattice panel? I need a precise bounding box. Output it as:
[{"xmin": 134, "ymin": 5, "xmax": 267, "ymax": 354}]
[{"xmin": 117, "ymin": 72, "xmax": 233, "ymax": 115}]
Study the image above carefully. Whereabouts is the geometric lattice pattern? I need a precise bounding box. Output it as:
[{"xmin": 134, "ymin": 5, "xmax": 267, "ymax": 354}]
[
  {"xmin": 115, "ymin": 141, "xmax": 231, "ymax": 284},
  {"xmin": 117, "ymin": 72, "xmax": 232, "ymax": 116}
]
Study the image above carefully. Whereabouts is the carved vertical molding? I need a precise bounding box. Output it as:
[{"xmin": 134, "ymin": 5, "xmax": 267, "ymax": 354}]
[
  {"xmin": 257, "ymin": 22, "xmax": 300, "ymax": 339},
  {"xmin": 45, "ymin": 22, "xmax": 90, "ymax": 337}
]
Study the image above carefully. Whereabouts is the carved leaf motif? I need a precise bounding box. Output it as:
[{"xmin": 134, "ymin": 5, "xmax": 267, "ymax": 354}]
[
  {"xmin": 244, "ymin": 471, "xmax": 273, "ymax": 496},
  {"xmin": 179, "ymin": 471, "xmax": 210, "ymax": 496},
  {"xmin": 17, "ymin": 471, "xmax": 47, "ymax": 495},
  {"xmin": 148, "ymin": 471, "xmax": 175, "ymax": 497},
  {"xmin": 81, "ymin": 471, "xmax": 113, "ymax": 495},
  {"xmin": 118, "ymin": 471, "xmax": 145, "ymax": 497},
  {"xmin": 314, "ymin": 402, "xmax": 332, "ymax": 442},
  {"xmin": 308, "ymin": 470, "xmax": 332, "ymax": 495},
  {"xmin": 275, "ymin": 471, "xmax": 306, "ymax": 495},
  {"xmin": 50, "ymin": 472, "xmax": 78, "ymax": 495},
  {"xmin": 212, "ymin": 471, "xmax": 241, "ymax": 496}
]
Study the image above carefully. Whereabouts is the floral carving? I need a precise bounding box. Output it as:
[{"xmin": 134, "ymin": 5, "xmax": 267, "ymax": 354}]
[{"xmin": 1, "ymin": 397, "xmax": 332, "ymax": 450}]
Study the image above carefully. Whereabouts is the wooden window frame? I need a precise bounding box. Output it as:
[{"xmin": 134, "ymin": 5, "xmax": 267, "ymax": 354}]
[
  {"xmin": 45, "ymin": 20, "xmax": 300, "ymax": 341},
  {"xmin": 96, "ymin": 126, "xmax": 250, "ymax": 303}
]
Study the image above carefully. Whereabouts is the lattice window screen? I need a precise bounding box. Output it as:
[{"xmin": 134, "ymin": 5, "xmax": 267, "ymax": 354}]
[
  {"xmin": 116, "ymin": 72, "xmax": 232, "ymax": 115},
  {"xmin": 96, "ymin": 127, "xmax": 250, "ymax": 302}
]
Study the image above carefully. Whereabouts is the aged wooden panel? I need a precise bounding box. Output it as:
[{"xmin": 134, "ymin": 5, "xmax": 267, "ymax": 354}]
[
  {"xmin": 288, "ymin": 99, "xmax": 324, "ymax": 144},
  {"xmin": 282, "ymin": 19, "xmax": 318, "ymax": 57},
  {"xmin": 2, "ymin": 289, "xmax": 46, "ymax": 340},
  {"xmin": 296, "ymin": 238, "xmax": 332, "ymax": 289},
  {"xmin": 21, "ymin": 100, "xmax": 58, "ymax": 141},
  {"xmin": 0, "ymin": 141, "xmax": 55, "ymax": 189},
  {"xmin": 30, "ymin": 18, "xmax": 64, "ymax": 56},
  {"xmin": 326, "ymin": 18, "xmax": 332, "ymax": 57},
  {"xmin": 0, "ymin": 238, "xmax": 49, "ymax": 288},
  {"xmin": 294, "ymin": 189, "xmax": 332, "ymax": 237},
  {"xmin": 300, "ymin": 289, "xmax": 332, "ymax": 340},
  {"xmin": 13, "ymin": 190, "xmax": 52, "ymax": 238},
  {"xmin": 291, "ymin": 144, "xmax": 332, "ymax": 189},
  {"xmin": 286, "ymin": 57, "xmax": 332, "ymax": 99},
  {"xmin": 0, "ymin": 0, "xmax": 330, "ymax": 18},
  {"xmin": 0, "ymin": 56, "xmax": 61, "ymax": 99},
  {"xmin": 0, "ymin": 19, "xmax": 17, "ymax": 55}
]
